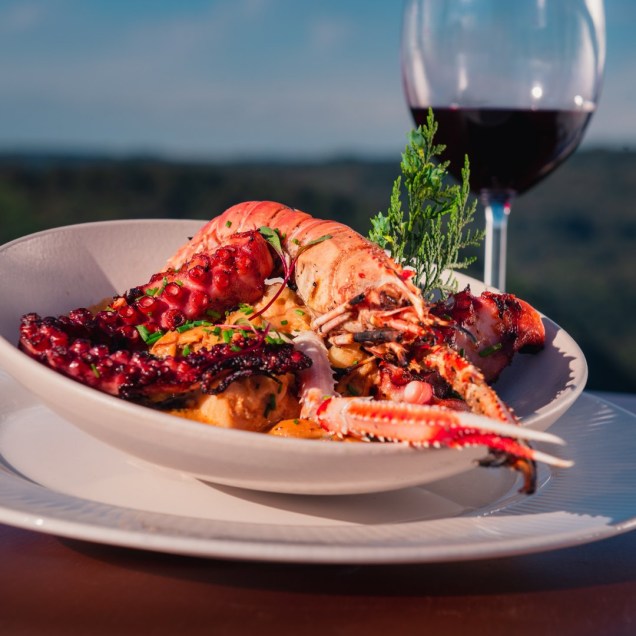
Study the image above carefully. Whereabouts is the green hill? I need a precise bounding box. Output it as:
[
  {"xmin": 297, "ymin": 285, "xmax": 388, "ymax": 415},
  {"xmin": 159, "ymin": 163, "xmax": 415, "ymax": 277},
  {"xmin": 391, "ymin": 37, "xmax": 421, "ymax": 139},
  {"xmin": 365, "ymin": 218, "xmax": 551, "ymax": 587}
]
[{"xmin": 0, "ymin": 149, "xmax": 634, "ymax": 392}]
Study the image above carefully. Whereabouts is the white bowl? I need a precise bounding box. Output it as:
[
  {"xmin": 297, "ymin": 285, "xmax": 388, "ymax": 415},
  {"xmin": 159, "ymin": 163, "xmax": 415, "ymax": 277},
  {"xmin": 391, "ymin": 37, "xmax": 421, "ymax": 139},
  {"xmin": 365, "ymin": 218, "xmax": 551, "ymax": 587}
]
[{"xmin": 0, "ymin": 220, "xmax": 587, "ymax": 495}]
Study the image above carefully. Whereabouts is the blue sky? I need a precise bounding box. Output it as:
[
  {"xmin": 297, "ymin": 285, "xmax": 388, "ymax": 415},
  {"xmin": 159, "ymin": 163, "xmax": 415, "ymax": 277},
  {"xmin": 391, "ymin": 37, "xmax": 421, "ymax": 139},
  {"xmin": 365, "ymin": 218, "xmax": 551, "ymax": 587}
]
[{"xmin": 0, "ymin": 0, "xmax": 633, "ymax": 159}]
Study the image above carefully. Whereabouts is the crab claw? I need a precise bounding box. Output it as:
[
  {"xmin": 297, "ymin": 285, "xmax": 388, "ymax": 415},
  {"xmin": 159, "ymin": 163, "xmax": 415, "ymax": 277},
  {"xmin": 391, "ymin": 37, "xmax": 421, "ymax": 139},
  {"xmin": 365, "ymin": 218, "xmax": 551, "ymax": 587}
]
[{"xmin": 303, "ymin": 389, "xmax": 572, "ymax": 493}]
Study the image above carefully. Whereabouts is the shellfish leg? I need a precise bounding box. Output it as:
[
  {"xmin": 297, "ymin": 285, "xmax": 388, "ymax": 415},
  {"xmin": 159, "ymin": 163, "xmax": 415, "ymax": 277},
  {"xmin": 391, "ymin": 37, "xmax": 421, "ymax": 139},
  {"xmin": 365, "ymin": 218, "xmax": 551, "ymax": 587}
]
[
  {"xmin": 304, "ymin": 391, "xmax": 572, "ymax": 493},
  {"xmin": 423, "ymin": 344, "xmax": 518, "ymax": 424}
]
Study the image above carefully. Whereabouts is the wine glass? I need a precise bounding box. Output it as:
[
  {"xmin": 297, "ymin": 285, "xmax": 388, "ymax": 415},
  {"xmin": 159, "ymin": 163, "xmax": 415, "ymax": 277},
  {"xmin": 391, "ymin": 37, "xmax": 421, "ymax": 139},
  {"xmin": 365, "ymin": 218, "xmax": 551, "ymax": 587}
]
[{"xmin": 401, "ymin": 0, "xmax": 605, "ymax": 290}]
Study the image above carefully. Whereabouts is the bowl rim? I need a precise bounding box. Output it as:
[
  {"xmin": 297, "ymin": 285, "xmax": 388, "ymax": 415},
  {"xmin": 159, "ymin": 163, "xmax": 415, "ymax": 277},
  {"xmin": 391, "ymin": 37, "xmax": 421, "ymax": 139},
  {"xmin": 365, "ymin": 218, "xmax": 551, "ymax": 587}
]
[{"xmin": 0, "ymin": 218, "xmax": 588, "ymax": 456}]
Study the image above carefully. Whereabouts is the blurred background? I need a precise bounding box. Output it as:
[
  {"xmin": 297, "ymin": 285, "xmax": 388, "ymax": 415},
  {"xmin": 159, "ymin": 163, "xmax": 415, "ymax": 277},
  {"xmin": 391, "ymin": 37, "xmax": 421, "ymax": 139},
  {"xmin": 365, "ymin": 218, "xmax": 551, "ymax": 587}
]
[{"xmin": 0, "ymin": 0, "xmax": 634, "ymax": 392}]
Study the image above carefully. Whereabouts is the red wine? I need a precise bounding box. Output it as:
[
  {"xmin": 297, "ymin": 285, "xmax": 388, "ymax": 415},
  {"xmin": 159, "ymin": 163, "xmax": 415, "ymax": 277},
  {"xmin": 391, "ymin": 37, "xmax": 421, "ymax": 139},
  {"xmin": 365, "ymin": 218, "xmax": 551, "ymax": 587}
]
[{"xmin": 411, "ymin": 107, "xmax": 593, "ymax": 196}]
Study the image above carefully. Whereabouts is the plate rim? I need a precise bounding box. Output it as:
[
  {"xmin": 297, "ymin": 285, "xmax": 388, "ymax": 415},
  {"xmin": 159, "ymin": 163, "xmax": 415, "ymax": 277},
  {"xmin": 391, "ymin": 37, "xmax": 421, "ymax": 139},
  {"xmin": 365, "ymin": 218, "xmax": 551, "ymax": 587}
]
[{"xmin": 0, "ymin": 368, "xmax": 633, "ymax": 564}]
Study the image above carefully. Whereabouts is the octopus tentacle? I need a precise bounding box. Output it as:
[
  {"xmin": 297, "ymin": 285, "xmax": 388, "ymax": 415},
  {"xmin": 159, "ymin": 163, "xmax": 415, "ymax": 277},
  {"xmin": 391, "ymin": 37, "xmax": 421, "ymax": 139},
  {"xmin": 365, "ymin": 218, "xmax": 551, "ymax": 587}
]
[
  {"xmin": 112, "ymin": 230, "xmax": 274, "ymax": 333},
  {"xmin": 431, "ymin": 287, "xmax": 546, "ymax": 382},
  {"xmin": 17, "ymin": 231, "xmax": 311, "ymax": 401},
  {"xmin": 20, "ymin": 310, "xmax": 311, "ymax": 402},
  {"xmin": 19, "ymin": 231, "xmax": 276, "ymax": 356}
]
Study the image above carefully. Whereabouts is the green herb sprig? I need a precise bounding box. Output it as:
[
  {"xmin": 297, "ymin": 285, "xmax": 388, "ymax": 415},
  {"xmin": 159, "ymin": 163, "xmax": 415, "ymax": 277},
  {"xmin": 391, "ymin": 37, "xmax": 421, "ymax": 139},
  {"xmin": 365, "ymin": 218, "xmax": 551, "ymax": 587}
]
[
  {"xmin": 135, "ymin": 324, "xmax": 164, "ymax": 346},
  {"xmin": 368, "ymin": 109, "xmax": 483, "ymax": 300},
  {"xmin": 253, "ymin": 227, "xmax": 331, "ymax": 320}
]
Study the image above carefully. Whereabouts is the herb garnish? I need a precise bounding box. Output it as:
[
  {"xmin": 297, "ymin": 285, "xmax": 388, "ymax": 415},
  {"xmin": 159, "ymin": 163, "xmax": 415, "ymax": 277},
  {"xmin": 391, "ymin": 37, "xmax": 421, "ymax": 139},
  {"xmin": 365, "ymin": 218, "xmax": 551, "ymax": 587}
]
[
  {"xmin": 135, "ymin": 325, "xmax": 164, "ymax": 345},
  {"xmin": 265, "ymin": 334, "xmax": 285, "ymax": 345},
  {"xmin": 479, "ymin": 343, "xmax": 503, "ymax": 357},
  {"xmin": 145, "ymin": 276, "xmax": 169, "ymax": 298},
  {"xmin": 368, "ymin": 109, "xmax": 483, "ymax": 300},
  {"xmin": 176, "ymin": 319, "xmax": 215, "ymax": 333},
  {"xmin": 253, "ymin": 227, "xmax": 331, "ymax": 320}
]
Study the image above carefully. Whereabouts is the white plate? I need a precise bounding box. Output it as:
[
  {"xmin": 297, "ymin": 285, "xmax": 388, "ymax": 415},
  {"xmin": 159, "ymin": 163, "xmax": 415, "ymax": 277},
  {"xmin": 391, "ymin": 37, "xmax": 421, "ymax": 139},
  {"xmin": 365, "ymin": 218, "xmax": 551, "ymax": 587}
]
[
  {"xmin": 0, "ymin": 220, "xmax": 587, "ymax": 494},
  {"xmin": 0, "ymin": 367, "xmax": 634, "ymax": 563}
]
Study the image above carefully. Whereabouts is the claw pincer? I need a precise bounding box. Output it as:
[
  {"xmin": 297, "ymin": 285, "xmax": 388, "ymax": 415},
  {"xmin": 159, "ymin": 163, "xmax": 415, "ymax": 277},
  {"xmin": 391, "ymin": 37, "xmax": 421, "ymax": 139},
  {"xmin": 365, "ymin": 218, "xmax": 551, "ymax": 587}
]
[{"xmin": 309, "ymin": 392, "xmax": 571, "ymax": 493}]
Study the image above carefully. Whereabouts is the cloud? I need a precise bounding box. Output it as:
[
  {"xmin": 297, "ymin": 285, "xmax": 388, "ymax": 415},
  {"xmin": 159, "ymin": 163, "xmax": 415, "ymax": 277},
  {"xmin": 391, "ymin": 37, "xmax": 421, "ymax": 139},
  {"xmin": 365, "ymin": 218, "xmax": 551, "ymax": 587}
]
[
  {"xmin": 2, "ymin": 1, "xmax": 630, "ymax": 157},
  {"xmin": 0, "ymin": 0, "xmax": 46, "ymax": 33},
  {"xmin": 0, "ymin": 0, "xmax": 413, "ymax": 157},
  {"xmin": 308, "ymin": 16, "xmax": 351, "ymax": 52}
]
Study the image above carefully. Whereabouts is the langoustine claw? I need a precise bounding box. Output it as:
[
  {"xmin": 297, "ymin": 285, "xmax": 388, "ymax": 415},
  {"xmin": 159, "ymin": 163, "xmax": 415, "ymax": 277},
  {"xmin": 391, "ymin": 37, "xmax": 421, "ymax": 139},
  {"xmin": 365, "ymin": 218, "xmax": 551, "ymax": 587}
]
[
  {"xmin": 307, "ymin": 391, "xmax": 572, "ymax": 493},
  {"xmin": 295, "ymin": 331, "xmax": 571, "ymax": 494}
]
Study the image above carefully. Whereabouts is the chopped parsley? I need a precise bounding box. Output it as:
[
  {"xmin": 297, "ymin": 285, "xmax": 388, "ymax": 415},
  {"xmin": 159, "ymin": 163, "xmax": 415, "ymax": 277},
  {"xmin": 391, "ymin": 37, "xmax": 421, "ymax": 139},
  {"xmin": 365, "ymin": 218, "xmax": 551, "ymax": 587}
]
[
  {"xmin": 479, "ymin": 343, "xmax": 503, "ymax": 357},
  {"xmin": 258, "ymin": 226, "xmax": 284, "ymax": 256},
  {"xmin": 176, "ymin": 319, "xmax": 215, "ymax": 333},
  {"xmin": 145, "ymin": 276, "xmax": 169, "ymax": 298},
  {"xmin": 254, "ymin": 227, "xmax": 330, "ymax": 322},
  {"xmin": 135, "ymin": 325, "xmax": 164, "ymax": 345}
]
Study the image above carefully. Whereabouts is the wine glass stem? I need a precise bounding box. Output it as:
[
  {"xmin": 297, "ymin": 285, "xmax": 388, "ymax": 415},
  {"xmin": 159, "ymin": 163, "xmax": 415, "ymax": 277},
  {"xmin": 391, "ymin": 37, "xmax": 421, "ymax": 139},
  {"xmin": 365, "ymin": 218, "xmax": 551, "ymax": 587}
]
[{"xmin": 484, "ymin": 199, "xmax": 511, "ymax": 291}]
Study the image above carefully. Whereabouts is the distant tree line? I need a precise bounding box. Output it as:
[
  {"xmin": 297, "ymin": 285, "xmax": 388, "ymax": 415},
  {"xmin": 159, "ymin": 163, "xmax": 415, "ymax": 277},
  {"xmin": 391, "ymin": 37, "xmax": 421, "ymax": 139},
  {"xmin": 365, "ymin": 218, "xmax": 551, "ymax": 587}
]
[{"xmin": 0, "ymin": 149, "xmax": 634, "ymax": 392}]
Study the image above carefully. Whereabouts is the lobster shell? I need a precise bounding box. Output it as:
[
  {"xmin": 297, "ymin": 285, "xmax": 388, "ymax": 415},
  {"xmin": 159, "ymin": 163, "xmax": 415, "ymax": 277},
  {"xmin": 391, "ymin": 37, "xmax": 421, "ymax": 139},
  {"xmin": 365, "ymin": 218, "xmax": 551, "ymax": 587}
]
[{"xmin": 167, "ymin": 201, "xmax": 410, "ymax": 316}]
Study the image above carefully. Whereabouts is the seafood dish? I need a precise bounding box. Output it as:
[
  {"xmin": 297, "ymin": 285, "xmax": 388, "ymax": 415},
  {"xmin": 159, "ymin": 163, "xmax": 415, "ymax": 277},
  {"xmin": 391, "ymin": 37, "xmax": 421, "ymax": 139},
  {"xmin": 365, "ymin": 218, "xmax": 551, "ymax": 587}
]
[{"xmin": 17, "ymin": 201, "xmax": 572, "ymax": 492}]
